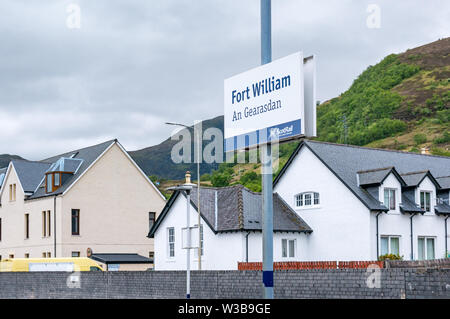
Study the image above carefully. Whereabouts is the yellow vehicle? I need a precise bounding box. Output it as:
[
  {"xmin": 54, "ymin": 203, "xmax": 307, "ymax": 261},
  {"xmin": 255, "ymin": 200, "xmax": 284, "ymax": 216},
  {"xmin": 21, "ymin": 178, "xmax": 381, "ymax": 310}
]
[{"xmin": 0, "ymin": 257, "xmax": 103, "ymax": 272}]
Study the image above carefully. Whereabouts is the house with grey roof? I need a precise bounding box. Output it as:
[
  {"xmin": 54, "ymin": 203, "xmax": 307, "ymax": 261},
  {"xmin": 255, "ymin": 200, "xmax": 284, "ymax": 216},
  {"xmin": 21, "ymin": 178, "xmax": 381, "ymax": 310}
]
[
  {"xmin": 148, "ymin": 184, "xmax": 312, "ymax": 270},
  {"xmin": 0, "ymin": 139, "xmax": 165, "ymax": 263},
  {"xmin": 273, "ymin": 140, "xmax": 450, "ymax": 261}
]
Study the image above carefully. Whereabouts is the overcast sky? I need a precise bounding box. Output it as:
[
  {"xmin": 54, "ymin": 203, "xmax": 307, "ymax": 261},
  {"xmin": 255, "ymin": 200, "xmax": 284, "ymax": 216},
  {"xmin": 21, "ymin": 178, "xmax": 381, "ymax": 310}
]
[{"xmin": 0, "ymin": 0, "xmax": 448, "ymax": 160}]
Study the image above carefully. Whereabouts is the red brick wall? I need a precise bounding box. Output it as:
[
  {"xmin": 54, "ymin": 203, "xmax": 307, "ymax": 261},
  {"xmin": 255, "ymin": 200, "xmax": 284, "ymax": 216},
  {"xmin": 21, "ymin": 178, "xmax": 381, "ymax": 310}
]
[{"xmin": 238, "ymin": 261, "xmax": 384, "ymax": 270}]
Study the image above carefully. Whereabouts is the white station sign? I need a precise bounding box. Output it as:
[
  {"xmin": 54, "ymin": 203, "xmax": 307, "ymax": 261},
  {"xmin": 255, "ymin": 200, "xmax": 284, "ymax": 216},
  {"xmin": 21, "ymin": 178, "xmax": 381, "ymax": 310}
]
[{"xmin": 224, "ymin": 52, "xmax": 316, "ymax": 151}]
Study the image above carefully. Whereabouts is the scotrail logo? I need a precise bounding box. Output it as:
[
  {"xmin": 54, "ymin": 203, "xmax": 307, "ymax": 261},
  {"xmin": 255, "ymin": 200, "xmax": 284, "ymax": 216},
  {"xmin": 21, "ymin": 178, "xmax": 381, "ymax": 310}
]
[{"xmin": 270, "ymin": 125, "xmax": 293, "ymax": 140}]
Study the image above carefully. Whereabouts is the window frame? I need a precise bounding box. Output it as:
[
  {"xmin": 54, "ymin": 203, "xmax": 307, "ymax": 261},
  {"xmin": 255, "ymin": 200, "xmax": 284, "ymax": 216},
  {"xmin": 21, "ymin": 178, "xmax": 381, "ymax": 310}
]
[
  {"xmin": 71, "ymin": 209, "xmax": 80, "ymax": 236},
  {"xmin": 380, "ymin": 235, "xmax": 400, "ymax": 256},
  {"xmin": 383, "ymin": 188, "xmax": 396, "ymax": 211},
  {"xmin": 295, "ymin": 192, "xmax": 320, "ymax": 209},
  {"xmin": 195, "ymin": 224, "xmax": 204, "ymax": 258},
  {"xmin": 281, "ymin": 238, "xmax": 296, "ymax": 258},
  {"xmin": 418, "ymin": 236, "xmax": 435, "ymax": 260},
  {"xmin": 24, "ymin": 213, "xmax": 30, "ymax": 239},
  {"xmin": 420, "ymin": 191, "xmax": 432, "ymax": 212},
  {"xmin": 149, "ymin": 212, "xmax": 156, "ymax": 232},
  {"xmin": 167, "ymin": 227, "xmax": 175, "ymax": 258},
  {"xmin": 42, "ymin": 211, "xmax": 47, "ymax": 237}
]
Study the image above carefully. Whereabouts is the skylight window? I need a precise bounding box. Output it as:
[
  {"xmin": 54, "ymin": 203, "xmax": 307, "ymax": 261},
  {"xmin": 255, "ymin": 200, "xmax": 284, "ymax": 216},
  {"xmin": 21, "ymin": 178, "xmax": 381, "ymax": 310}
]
[{"xmin": 0, "ymin": 173, "xmax": 5, "ymax": 186}]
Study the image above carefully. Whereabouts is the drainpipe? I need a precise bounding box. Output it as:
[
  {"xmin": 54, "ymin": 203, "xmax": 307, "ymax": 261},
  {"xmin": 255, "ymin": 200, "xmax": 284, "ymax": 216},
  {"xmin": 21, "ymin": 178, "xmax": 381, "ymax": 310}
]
[
  {"xmin": 410, "ymin": 214, "xmax": 416, "ymax": 260},
  {"xmin": 54, "ymin": 196, "xmax": 57, "ymax": 257},
  {"xmin": 214, "ymin": 191, "xmax": 218, "ymax": 231},
  {"xmin": 376, "ymin": 212, "xmax": 382, "ymax": 259},
  {"xmin": 245, "ymin": 232, "xmax": 250, "ymax": 262},
  {"xmin": 445, "ymin": 216, "xmax": 449, "ymax": 258}
]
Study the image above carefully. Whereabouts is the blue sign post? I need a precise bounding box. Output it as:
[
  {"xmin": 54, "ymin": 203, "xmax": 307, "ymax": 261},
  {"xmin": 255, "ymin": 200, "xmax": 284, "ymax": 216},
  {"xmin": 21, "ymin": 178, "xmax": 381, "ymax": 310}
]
[{"xmin": 260, "ymin": 0, "xmax": 274, "ymax": 299}]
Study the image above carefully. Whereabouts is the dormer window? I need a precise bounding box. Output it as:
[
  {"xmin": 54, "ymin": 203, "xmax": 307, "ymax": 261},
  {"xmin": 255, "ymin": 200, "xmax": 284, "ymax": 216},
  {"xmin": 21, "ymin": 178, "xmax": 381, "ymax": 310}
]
[
  {"xmin": 420, "ymin": 191, "xmax": 431, "ymax": 212},
  {"xmin": 44, "ymin": 157, "xmax": 83, "ymax": 193},
  {"xmin": 383, "ymin": 188, "xmax": 396, "ymax": 210},
  {"xmin": 295, "ymin": 192, "xmax": 320, "ymax": 208}
]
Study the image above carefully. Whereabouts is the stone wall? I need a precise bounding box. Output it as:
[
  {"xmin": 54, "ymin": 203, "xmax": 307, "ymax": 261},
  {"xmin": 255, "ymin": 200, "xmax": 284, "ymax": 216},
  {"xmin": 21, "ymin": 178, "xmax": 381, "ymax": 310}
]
[{"xmin": 0, "ymin": 269, "xmax": 448, "ymax": 299}]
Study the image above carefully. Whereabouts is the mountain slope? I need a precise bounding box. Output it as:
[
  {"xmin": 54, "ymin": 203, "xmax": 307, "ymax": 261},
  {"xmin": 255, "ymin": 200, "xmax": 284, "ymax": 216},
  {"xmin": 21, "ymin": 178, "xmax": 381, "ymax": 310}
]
[
  {"xmin": 0, "ymin": 154, "xmax": 25, "ymax": 168},
  {"xmin": 317, "ymin": 37, "xmax": 449, "ymax": 148},
  {"xmin": 129, "ymin": 116, "xmax": 224, "ymax": 180}
]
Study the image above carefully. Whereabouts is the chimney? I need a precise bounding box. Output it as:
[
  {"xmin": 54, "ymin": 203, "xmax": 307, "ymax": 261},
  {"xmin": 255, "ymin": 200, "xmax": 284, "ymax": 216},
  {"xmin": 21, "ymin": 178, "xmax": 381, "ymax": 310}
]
[{"xmin": 185, "ymin": 171, "xmax": 191, "ymax": 184}]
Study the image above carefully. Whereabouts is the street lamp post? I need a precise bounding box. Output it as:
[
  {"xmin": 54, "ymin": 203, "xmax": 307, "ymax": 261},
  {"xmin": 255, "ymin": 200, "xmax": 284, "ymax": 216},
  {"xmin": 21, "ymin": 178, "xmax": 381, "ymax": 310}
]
[
  {"xmin": 166, "ymin": 172, "xmax": 196, "ymax": 299},
  {"xmin": 166, "ymin": 121, "xmax": 202, "ymax": 270}
]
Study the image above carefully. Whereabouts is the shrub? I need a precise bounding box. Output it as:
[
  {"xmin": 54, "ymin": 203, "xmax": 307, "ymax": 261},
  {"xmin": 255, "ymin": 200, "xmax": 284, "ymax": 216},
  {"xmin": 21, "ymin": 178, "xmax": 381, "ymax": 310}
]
[
  {"xmin": 413, "ymin": 133, "xmax": 427, "ymax": 145},
  {"xmin": 200, "ymin": 173, "xmax": 211, "ymax": 181},
  {"xmin": 433, "ymin": 131, "xmax": 450, "ymax": 145},
  {"xmin": 378, "ymin": 253, "xmax": 403, "ymax": 261},
  {"xmin": 210, "ymin": 173, "xmax": 232, "ymax": 187}
]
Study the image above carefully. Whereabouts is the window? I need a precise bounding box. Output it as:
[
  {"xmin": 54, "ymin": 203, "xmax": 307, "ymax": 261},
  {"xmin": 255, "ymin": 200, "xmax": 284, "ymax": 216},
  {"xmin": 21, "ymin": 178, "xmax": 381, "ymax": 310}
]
[
  {"xmin": 24, "ymin": 253, "xmax": 29, "ymax": 258},
  {"xmin": 9, "ymin": 184, "xmax": 16, "ymax": 201},
  {"xmin": 42, "ymin": 211, "xmax": 51, "ymax": 237},
  {"xmin": 418, "ymin": 237, "xmax": 435, "ymax": 260},
  {"xmin": 295, "ymin": 192, "xmax": 320, "ymax": 208},
  {"xmin": 384, "ymin": 189, "xmax": 396, "ymax": 210},
  {"xmin": 46, "ymin": 174, "xmax": 52, "ymax": 193},
  {"xmin": 24, "ymin": 214, "xmax": 29, "ymax": 239},
  {"xmin": 281, "ymin": 239, "xmax": 296, "ymax": 258},
  {"xmin": 42, "ymin": 211, "xmax": 46, "ymax": 237},
  {"xmin": 167, "ymin": 227, "xmax": 175, "ymax": 258},
  {"xmin": 420, "ymin": 191, "xmax": 431, "ymax": 212},
  {"xmin": 149, "ymin": 212, "xmax": 156, "ymax": 231},
  {"xmin": 380, "ymin": 236, "xmax": 400, "ymax": 256},
  {"xmin": 47, "ymin": 211, "xmax": 51, "ymax": 237},
  {"xmin": 42, "ymin": 252, "xmax": 46, "ymax": 258},
  {"xmin": 71, "ymin": 209, "xmax": 80, "ymax": 235},
  {"xmin": 72, "ymin": 251, "xmax": 80, "ymax": 257},
  {"xmin": 47, "ymin": 252, "xmax": 51, "ymax": 258},
  {"xmin": 54, "ymin": 173, "xmax": 60, "ymax": 186},
  {"xmin": 9, "ymin": 254, "xmax": 14, "ymax": 259},
  {"xmin": 0, "ymin": 218, "xmax": 2, "ymax": 242},
  {"xmin": 149, "ymin": 251, "xmax": 154, "ymax": 260},
  {"xmin": 195, "ymin": 224, "xmax": 204, "ymax": 257}
]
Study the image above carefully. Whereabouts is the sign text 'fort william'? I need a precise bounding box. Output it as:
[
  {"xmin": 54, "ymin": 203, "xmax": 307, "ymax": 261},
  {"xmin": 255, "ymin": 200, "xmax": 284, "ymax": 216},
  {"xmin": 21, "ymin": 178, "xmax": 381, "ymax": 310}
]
[{"xmin": 224, "ymin": 52, "xmax": 316, "ymax": 152}]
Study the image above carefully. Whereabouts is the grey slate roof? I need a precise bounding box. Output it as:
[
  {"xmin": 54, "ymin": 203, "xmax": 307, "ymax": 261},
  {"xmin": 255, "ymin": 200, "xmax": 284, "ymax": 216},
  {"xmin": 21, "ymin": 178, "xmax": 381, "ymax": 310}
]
[
  {"xmin": 436, "ymin": 176, "xmax": 450, "ymax": 189},
  {"xmin": 28, "ymin": 140, "xmax": 116, "ymax": 199},
  {"xmin": 89, "ymin": 253, "xmax": 153, "ymax": 264},
  {"xmin": 274, "ymin": 140, "xmax": 450, "ymax": 211},
  {"xmin": 400, "ymin": 195, "xmax": 424, "ymax": 214},
  {"xmin": 435, "ymin": 203, "xmax": 450, "ymax": 215},
  {"xmin": 189, "ymin": 185, "xmax": 312, "ymax": 233},
  {"xmin": 400, "ymin": 171, "xmax": 429, "ymax": 187},
  {"xmin": 357, "ymin": 167, "xmax": 394, "ymax": 186},
  {"xmin": 148, "ymin": 185, "xmax": 312, "ymax": 237},
  {"xmin": 10, "ymin": 160, "xmax": 52, "ymax": 193}
]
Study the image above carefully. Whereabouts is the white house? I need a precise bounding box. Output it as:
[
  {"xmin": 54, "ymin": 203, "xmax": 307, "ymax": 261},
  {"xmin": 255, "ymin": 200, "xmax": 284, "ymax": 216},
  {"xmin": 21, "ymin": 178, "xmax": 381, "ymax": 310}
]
[
  {"xmin": 273, "ymin": 140, "xmax": 450, "ymax": 262},
  {"xmin": 148, "ymin": 184, "xmax": 312, "ymax": 270},
  {"xmin": 150, "ymin": 140, "xmax": 450, "ymax": 270},
  {"xmin": 0, "ymin": 139, "xmax": 166, "ymax": 263}
]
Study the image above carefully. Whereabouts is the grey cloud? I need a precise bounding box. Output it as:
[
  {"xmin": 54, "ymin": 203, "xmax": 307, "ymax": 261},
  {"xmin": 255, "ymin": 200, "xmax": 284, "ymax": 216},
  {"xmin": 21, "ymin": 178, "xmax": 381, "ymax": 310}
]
[{"xmin": 0, "ymin": 0, "xmax": 448, "ymax": 159}]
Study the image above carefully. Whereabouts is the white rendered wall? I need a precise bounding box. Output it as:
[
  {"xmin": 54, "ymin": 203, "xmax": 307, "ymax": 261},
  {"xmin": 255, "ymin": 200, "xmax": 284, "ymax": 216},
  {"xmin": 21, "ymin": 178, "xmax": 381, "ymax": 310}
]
[{"xmin": 274, "ymin": 146, "xmax": 373, "ymax": 261}]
